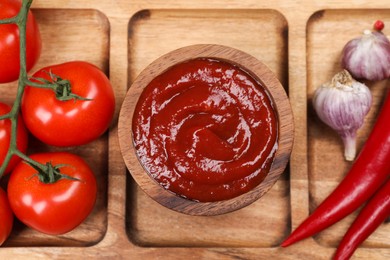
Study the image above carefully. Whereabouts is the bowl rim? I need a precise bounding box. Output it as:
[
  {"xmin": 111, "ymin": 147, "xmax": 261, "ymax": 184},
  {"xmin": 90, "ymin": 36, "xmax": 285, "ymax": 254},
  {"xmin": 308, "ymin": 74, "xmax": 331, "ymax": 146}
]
[{"xmin": 118, "ymin": 44, "xmax": 294, "ymax": 216}]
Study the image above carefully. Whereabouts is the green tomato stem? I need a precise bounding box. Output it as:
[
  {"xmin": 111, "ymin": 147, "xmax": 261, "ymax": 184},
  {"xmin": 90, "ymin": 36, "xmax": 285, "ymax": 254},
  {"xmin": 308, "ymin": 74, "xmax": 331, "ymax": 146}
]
[
  {"xmin": 14, "ymin": 150, "xmax": 80, "ymax": 183},
  {"xmin": 0, "ymin": 113, "xmax": 11, "ymax": 121},
  {"xmin": 0, "ymin": 17, "xmax": 17, "ymax": 25},
  {"xmin": 0, "ymin": 0, "xmax": 49, "ymax": 177},
  {"xmin": 25, "ymin": 73, "xmax": 92, "ymax": 102},
  {"xmin": 0, "ymin": 0, "xmax": 85, "ymax": 180},
  {"xmin": 13, "ymin": 149, "xmax": 45, "ymax": 171}
]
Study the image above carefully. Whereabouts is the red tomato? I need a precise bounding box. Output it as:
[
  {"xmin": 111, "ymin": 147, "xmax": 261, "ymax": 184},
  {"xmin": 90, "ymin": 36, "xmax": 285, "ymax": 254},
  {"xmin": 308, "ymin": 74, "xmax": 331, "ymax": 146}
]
[
  {"xmin": 0, "ymin": 102, "xmax": 28, "ymax": 175},
  {"xmin": 7, "ymin": 152, "xmax": 97, "ymax": 235},
  {"xmin": 0, "ymin": 187, "xmax": 13, "ymax": 245},
  {"xmin": 21, "ymin": 61, "xmax": 115, "ymax": 147},
  {"xmin": 0, "ymin": 0, "xmax": 41, "ymax": 83}
]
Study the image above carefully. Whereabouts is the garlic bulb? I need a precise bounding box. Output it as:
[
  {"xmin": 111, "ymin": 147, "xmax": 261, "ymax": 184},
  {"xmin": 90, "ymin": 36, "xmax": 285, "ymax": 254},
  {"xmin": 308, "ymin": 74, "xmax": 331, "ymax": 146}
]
[
  {"xmin": 313, "ymin": 70, "xmax": 372, "ymax": 161},
  {"xmin": 341, "ymin": 29, "xmax": 390, "ymax": 81}
]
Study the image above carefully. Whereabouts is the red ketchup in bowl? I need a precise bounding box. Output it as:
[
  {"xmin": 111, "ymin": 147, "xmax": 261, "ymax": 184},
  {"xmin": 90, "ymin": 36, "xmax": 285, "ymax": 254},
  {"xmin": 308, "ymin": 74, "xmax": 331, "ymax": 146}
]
[{"xmin": 132, "ymin": 58, "xmax": 278, "ymax": 202}]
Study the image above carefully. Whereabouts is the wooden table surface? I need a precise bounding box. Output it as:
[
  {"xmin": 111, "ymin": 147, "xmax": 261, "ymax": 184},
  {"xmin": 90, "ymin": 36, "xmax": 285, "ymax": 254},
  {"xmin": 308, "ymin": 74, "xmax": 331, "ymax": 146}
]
[{"xmin": 1, "ymin": 0, "xmax": 389, "ymax": 259}]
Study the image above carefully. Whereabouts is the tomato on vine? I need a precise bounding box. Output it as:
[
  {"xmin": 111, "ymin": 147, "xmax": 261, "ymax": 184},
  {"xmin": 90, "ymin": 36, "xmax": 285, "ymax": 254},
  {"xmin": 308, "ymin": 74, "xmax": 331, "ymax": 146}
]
[
  {"xmin": 0, "ymin": 102, "xmax": 28, "ymax": 175},
  {"xmin": 0, "ymin": 187, "xmax": 13, "ymax": 245},
  {"xmin": 0, "ymin": 0, "xmax": 104, "ymax": 238},
  {"xmin": 21, "ymin": 61, "xmax": 115, "ymax": 147},
  {"xmin": 0, "ymin": 0, "xmax": 41, "ymax": 83},
  {"xmin": 7, "ymin": 152, "xmax": 97, "ymax": 235}
]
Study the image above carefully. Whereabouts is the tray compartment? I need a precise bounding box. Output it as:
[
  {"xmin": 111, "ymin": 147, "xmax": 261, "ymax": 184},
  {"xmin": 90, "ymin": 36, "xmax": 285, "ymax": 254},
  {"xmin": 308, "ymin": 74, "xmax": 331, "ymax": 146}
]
[
  {"xmin": 127, "ymin": 8, "xmax": 290, "ymax": 248},
  {"xmin": 128, "ymin": 9, "xmax": 288, "ymax": 88},
  {"xmin": 3, "ymin": 8, "xmax": 110, "ymax": 247},
  {"xmin": 307, "ymin": 9, "xmax": 390, "ymax": 248}
]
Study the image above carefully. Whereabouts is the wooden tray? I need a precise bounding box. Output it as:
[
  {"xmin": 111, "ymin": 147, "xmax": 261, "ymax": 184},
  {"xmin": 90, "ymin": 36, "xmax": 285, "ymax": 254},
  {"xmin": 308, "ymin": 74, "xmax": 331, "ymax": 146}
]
[{"xmin": 1, "ymin": 0, "xmax": 389, "ymax": 259}]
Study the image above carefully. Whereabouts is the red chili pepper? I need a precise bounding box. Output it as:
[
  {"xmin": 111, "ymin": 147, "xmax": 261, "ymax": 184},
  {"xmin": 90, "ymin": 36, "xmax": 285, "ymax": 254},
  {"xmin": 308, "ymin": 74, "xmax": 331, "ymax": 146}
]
[
  {"xmin": 281, "ymin": 90, "xmax": 390, "ymax": 247},
  {"xmin": 334, "ymin": 178, "xmax": 390, "ymax": 260}
]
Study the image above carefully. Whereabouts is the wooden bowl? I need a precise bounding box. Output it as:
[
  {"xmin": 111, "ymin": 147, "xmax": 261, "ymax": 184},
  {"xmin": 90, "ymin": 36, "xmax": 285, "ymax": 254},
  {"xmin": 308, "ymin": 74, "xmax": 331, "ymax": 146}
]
[{"xmin": 118, "ymin": 44, "xmax": 294, "ymax": 216}]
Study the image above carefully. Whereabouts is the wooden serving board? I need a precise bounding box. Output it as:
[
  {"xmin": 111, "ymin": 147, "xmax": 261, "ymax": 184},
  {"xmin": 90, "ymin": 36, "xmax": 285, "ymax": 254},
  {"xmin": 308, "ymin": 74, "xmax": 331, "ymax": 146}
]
[{"xmin": 1, "ymin": 0, "xmax": 389, "ymax": 259}]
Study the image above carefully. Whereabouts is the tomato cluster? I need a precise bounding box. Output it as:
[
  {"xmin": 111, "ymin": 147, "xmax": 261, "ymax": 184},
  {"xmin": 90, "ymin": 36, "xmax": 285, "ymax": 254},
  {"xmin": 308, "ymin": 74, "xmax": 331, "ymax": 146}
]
[{"xmin": 0, "ymin": 0, "xmax": 115, "ymax": 245}]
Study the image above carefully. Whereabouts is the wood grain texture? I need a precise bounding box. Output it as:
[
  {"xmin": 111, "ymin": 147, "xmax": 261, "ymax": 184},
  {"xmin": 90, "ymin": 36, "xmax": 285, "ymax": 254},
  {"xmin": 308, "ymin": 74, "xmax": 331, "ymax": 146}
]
[{"xmin": 0, "ymin": 0, "xmax": 389, "ymax": 259}]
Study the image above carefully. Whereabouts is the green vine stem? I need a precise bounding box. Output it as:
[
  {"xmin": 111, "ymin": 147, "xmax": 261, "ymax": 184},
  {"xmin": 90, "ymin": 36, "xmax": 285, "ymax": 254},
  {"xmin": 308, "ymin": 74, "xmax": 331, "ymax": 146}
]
[
  {"xmin": 0, "ymin": 0, "xmax": 84, "ymax": 179},
  {"xmin": 26, "ymin": 72, "xmax": 92, "ymax": 101},
  {"xmin": 0, "ymin": 0, "xmax": 32, "ymax": 177}
]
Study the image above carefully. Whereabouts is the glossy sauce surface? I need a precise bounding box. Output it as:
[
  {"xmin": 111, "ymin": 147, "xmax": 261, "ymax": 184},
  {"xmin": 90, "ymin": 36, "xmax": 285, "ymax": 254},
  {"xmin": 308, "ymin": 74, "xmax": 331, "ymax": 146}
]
[{"xmin": 132, "ymin": 58, "xmax": 278, "ymax": 202}]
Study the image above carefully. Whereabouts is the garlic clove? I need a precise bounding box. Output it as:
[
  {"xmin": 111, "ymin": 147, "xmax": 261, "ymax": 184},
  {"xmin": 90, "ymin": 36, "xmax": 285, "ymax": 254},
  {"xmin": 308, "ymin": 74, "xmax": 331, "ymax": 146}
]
[
  {"xmin": 341, "ymin": 30, "xmax": 390, "ymax": 81},
  {"xmin": 313, "ymin": 70, "xmax": 372, "ymax": 161}
]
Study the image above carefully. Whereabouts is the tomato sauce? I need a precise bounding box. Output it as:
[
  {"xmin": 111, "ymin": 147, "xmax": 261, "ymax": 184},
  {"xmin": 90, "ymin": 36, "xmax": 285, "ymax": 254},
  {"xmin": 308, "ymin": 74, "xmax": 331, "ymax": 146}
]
[{"xmin": 132, "ymin": 58, "xmax": 278, "ymax": 202}]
